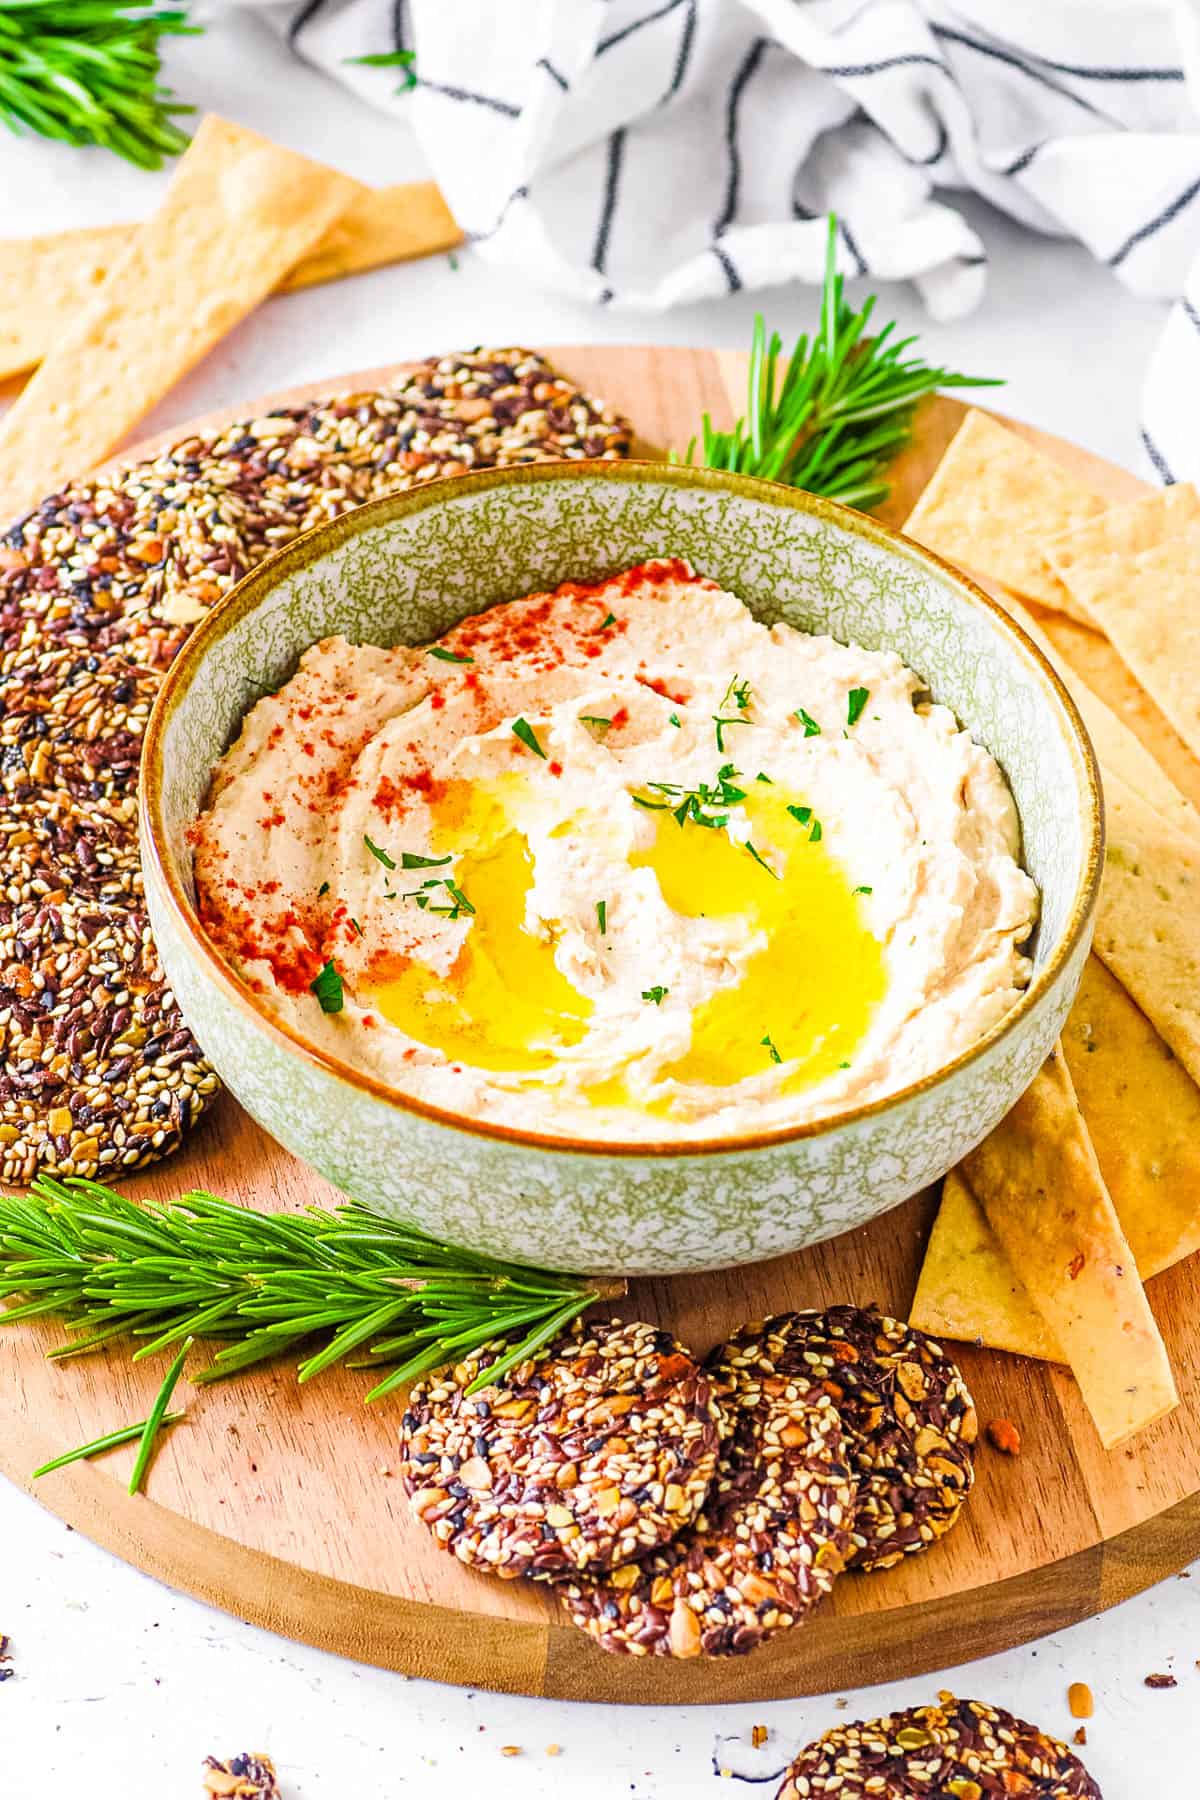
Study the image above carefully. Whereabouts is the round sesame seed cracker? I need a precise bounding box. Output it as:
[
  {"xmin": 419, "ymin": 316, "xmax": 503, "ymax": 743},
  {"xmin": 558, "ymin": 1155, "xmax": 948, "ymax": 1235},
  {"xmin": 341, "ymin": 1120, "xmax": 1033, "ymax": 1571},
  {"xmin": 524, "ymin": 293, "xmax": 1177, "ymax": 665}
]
[
  {"xmin": 561, "ymin": 1322, "xmax": 852, "ymax": 1658},
  {"xmin": 0, "ymin": 349, "xmax": 630, "ymax": 1182},
  {"xmin": 400, "ymin": 1317, "xmax": 722, "ymax": 1582},
  {"xmin": 759, "ymin": 1306, "xmax": 977, "ymax": 1572},
  {"xmin": 776, "ymin": 1696, "xmax": 1103, "ymax": 1798}
]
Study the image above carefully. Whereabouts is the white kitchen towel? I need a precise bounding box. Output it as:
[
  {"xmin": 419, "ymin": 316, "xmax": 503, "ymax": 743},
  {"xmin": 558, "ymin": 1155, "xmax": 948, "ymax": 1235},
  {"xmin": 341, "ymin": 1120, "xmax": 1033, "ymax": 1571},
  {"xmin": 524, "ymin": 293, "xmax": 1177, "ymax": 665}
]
[{"xmin": 243, "ymin": 0, "xmax": 1200, "ymax": 483}]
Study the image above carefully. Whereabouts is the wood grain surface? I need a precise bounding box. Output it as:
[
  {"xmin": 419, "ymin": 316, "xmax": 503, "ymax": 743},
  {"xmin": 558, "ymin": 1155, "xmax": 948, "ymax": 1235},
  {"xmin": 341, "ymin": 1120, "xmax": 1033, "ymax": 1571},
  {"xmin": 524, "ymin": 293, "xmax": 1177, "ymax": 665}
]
[{"xmin": 3, "ymin": 345, "xmax": 1199, "ymax": 1705}]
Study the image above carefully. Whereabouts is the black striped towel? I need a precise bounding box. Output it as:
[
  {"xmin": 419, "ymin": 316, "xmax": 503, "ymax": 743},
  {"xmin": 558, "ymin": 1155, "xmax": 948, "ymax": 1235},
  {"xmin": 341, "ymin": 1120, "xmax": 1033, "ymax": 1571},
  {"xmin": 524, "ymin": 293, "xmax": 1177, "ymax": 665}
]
[{"xmin": 264, "ymin": 0, "xmax": 1200, "ymax": 484}]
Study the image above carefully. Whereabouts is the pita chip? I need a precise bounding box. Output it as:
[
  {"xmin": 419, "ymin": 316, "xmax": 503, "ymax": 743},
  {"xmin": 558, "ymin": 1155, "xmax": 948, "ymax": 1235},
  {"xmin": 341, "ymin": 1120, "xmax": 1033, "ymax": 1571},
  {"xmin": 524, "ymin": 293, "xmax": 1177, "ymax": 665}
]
[
  {"xmin": 962, "ymin": 1044, "xmax": 1177, "ymax": 1446},
  {"xmin": 912, "ymin": 1168, "xmax": 1063, "ymax": 1362},
  {"xmin": 1057, "ymin": 525, "xmax": 1200, "ymax": 765},
  {"xmin": 1094, "ymin": 770, "xmax": 1200, "ymax": 1087},
  {"xmin": 915, "ymin": 956, "xmax": 1200, "ymax": 1359},
  {"xmin": 0, "ymin": 115, "xmax": 359, "ymax": 521},
  {"xmin": 902, "ymin": 409, "xmax": 1106, "ymax": 618},
  {"xmin": 0, "ymin": 183, "xmax": 461, "ymax": 384}
]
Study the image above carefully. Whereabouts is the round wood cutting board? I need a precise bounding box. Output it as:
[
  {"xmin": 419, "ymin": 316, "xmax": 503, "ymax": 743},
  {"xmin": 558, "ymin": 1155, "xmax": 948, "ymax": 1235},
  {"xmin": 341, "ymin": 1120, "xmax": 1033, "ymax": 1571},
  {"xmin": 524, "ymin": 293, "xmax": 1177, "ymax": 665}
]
[{"xmin": 3, "ymin": 345, "xmax": 1200, "ymax": 1706}]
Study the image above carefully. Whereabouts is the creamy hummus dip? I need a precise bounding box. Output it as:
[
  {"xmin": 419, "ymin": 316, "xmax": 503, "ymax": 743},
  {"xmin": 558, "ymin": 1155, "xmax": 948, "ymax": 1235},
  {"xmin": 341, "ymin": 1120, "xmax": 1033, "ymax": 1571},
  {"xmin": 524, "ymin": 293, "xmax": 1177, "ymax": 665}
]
[{"xmin": 192, "ymin": 560, "xmax": 1039, "ymax": 1142}]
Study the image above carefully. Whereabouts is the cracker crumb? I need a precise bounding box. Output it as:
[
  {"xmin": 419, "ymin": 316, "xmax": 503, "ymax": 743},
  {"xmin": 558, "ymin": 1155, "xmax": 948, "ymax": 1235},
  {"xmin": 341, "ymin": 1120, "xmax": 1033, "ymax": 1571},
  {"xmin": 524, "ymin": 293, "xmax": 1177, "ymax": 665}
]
[
  {"xmin": 1068, "ymin": 1681, "xmax": 1094, "ymax": 1718},
  {"xmin": 201, "ymin": 1753, "xmax": 279, "ymax": 1798},
  {"xmin": 545, "ymin": 1744, "xmax": 562, "ymax": 1757},
  {"xmin": 1073, "ymin": 1727, "xmax": 1088, "ymax": 1746},
  {"xmin": 986, "ymin": 1417, "xmax": 1022, "ymax": 1455},
  {"xmin": 751, "ymin": 1725, "xmax": 768, "ymax": 1749},
  {"xmin": 1144, "ymin": 1673, "xmax": 1177, "ymax": 1689},
  {"xmin": 500, "ymin": 1745, "xmax": 523, "ymax": 1757}
]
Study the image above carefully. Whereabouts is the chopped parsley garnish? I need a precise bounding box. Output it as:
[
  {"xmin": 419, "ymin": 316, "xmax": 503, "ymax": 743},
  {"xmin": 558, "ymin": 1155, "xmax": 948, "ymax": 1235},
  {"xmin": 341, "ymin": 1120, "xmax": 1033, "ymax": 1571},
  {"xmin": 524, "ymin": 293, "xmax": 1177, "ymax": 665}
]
[
  {"xmin": 401, "ymin": 850, "xmax": 452, "ymax": 870},
  {"xmin": 853, "ymin": 884, "xmax": 873, "ymax": 896},
  {"xmin": 761, "ymin": 1033, "xmax": 782, "ymax": 1065},
  {"xmin": 755, "ymin": 771, "xmax": 773, "ymax": 783},
  {"xmin": 668, "ymin": 712, "xmax": 682, "ymax": 728},
  {"xmin": 581, "ymin": 714, "xmax": 612, "ymax": 733},
  {"xmin": 350, "ymin": 917, "xmax": 363, "ymax": 937},
  {"xmin": 847, "ymin": 686, "xmax": 870, "ymax": 727},
  {"xmin": 745, "ymin": 841, "xmax": 780, "ymax": 879},
  {"xmin": 795, "ymin": 707, "xmax": 821, "ymax": 736},
  {"xmin": 309, "ymin": 960, "xmax": 344, "ymax": 1014},
  {"xmin": 722, "ymin": 674, "xmax": 752, "ymax": 714},
  {"xmin": 713, "ymin": 674, "xmax": 753, "ymax": 752},
  {"xmin": 402, "ymin": 877, "xmax": 475, "ymax": 919},
  {"xmin": 810, "ymin": 819, "xmax": 823, "ymax": 842},
  {"xmin": 594, "ymin": 611, "xmax": 617, "ymax": 632},
  {"xmin": 787, "ymin": 804, "xmax": 812, "ymax": 826},
  {"xmin": 364, "ymin": 834, "xmax": 396, "ymax": 870},
  {"xmin": 511, "ymin": 717, "xmax": 547, "ymax": 758},
  {"xmin": 317, "ymin": 881, "xmax": 330, "ymax": 898},
  {"xmin": 596, "ymin": 899, "xmax": 607, "ymax": 935},
  {"xmin": 642, "ymin": 985, "xmax": 668, "ymax": 1005},
  {"xmin": 427, "ymin": 646, "xmax": 474, "ymax": 664},
  {"xmin": 633, "ymin": 763, "xmax": 746, "ymax": 832}
]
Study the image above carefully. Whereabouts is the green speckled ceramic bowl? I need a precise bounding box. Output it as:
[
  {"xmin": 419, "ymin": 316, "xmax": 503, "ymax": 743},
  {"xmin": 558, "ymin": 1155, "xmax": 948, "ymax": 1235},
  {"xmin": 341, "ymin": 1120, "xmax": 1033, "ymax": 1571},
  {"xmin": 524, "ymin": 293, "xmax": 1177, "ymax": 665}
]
[{"xmin": 140, "ymin": 462, "xmax": 1102, "ymax": 1275}]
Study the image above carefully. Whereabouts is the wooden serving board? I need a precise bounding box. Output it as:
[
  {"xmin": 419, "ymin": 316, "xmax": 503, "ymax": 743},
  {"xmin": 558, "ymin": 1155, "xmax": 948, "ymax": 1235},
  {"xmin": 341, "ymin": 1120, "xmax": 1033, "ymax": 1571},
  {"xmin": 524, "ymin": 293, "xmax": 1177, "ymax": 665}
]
[{"xmin": 3, "ymin": 346, "xmax": 1200, "ymax": 1706}]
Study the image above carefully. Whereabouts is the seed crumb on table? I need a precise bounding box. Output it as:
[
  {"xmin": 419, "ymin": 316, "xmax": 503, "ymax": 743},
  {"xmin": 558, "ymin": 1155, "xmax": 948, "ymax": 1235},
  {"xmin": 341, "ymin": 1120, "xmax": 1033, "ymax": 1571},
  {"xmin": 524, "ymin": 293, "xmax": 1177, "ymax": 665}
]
[
  {"xmin": 986, "ymin": 1417, "xmax": 1022, "ymax": 1455},
  {"xmin": 201, "ymin": 1752, "xmax": 279, "ymax": 1798}
]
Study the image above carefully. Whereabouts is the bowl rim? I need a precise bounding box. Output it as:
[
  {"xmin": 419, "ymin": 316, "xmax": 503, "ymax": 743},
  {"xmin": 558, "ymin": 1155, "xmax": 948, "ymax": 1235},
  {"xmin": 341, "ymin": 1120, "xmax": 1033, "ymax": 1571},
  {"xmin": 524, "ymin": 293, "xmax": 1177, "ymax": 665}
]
[{"xmin": 140, "ymin": 457, "xmax": 1104, "ymax": 1162}]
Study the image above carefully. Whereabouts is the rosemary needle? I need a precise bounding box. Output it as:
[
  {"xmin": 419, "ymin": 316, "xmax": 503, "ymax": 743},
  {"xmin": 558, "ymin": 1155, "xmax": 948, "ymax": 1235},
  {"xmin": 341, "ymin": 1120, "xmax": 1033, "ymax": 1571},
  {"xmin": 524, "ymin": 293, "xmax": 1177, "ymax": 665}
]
[
  {"xmin": 32, "ymin": 1410, "xmax": 185, "ymax": 1480},
  {"xmin": 127, "ymin": 1334, "xmax": 192, "ymax": 1495},
  {"xmin": 681, "ymin": 213, "xmax": 1001, "ymax": 510}
]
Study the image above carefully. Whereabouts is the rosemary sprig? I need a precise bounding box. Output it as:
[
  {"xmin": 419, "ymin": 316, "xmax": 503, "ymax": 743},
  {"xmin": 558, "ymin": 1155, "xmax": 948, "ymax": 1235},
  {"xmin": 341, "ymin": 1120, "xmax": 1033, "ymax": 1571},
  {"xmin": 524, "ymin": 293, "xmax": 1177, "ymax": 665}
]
[
  {"xmin": 0, "ymin": 1176, "xmax": 620, "ymax": 1402},
  {"xmin": 0, "ymin": 3, "xmax": 198, "ymax": 169},
  {"xmin": 682, "ymin": 214, "xmax": 1001, "ymax": 510}
]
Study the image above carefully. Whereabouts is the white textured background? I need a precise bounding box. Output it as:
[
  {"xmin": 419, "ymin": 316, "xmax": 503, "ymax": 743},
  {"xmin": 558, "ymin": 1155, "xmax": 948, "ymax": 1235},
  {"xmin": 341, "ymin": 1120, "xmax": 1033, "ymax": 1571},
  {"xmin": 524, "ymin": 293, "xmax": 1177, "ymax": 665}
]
[{"xmin": 2, "ymin": 9, "xmax": 1198, "ymax": 1795}]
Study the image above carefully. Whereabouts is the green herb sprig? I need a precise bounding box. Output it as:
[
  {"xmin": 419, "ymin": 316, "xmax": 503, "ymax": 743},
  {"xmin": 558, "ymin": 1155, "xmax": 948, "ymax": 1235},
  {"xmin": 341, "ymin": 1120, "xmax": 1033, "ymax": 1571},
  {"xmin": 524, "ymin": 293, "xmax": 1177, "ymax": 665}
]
[
  {"xmin": 0, "ymin": 2, "xmax": 199, "ymax": 169},
  {"xmin": 681, "ymin": 214, "xmax": 1000, "ymax": 510},
  {"xmin": 0, "ymin": 1177, "xmax": 624, "ymax": 1403},
  {"xmin": 32, "ymin": 1408, "xmax": 185, "ymax": 1480},
  {"xmin": 633, "ymin": 762, "xmax": 747, "ymax": 832},
  {"xmin": 345, "ymin": 47, "xmax": 416, "ymax": 94}
]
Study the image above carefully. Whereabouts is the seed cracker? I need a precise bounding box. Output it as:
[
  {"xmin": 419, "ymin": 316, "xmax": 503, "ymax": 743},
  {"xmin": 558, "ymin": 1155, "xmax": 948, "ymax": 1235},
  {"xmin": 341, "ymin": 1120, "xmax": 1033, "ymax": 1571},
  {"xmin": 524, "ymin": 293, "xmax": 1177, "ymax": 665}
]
[
  {"xmin": 777, "ymin": 1696, "xmax": 1102, "ymax": 1798},
  {"xmin": 770, "ymin": 1306, "xmax": 977, "ymax": 1571},
  {"xmin": 0, "ymin": 348, "xmax": 631, "ymax": 1184},
  {"xmin": 400, "ymin": 1318, "xmax": 723, "ymax": 1581},
  {"xmin": 562, "ymin": 1317, "xmax": 852, "ymax": 1658}
]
